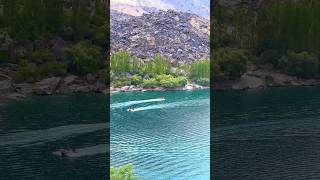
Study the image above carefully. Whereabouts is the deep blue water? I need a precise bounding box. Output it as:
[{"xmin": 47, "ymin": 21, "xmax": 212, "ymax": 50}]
[
  {"xmin": 111, "ymin": 90, "xmax": 210, "ymax": 179},
  {"xmin": 212, "ymin": 87, "xmax": 320, "ymax": 180},
  {"xmin": 0, "ymin": 94, "xmax": 108, "ymax": 180}
]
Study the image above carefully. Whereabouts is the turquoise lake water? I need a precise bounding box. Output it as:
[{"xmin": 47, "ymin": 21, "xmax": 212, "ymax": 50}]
[
  {"xmin": 0, "ymin": 94, "xmax": 108, "ymax": 180},
  {"xmin": 111, "ymin": 90, "xmax": 210, "ymax": 179},
  {"xmin": 212, "ymin": 87, "xmax": 320, "ymax": 179}
]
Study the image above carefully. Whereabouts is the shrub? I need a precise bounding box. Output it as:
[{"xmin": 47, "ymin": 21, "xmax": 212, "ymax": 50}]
[
  {"xmin": 15, "ymin": 60, "xmax": 39, "ymax": 82},
  {"xmin": 156, "ymin": 75, "xmax": 187, "ymax": 88},
  {"xmin": 131, "ymin": 75, "xmax": 143, "ymax": 86},
  {"xmin": 0, "ymin": 50, "xmax": 10, "ymax": 64},
  {"xmin": 196, "ymin": 77, "xmax": 210, "ymax": 86},
  {"xmin": 213, "ymin": 48, "xmax": 248, "ymax": 80},
  {"xmin": 259, "ymin": 49, "xmax": 282, "ymax": 66},
  {"xmin": 38, "ymin": 61, "xmax": 66, "ymax": 77},
  {"xmin": 143, "ymin": 78, "xmax": 158, "ymax": 88},
  {"xmin": 114, "ymin": 77, "xmax": 130, "ymax": 88},
  {"xmin": 31, "ymin": 49, "xmax": 55, "ymax": 64},
  {"xmin": 278, "ymin": 50, "xmax": 319, "ymax": 78},
  {"xmin": 64, "ymin": 41, "xmax": 102, "ymax": 75},
  {"xmin": 212, "ymin": 60, "xmax": 224, "ymax": 81},
  {"xmin": 110, "ymin": 163, "xmax": 137, "ymax": 180},
  {"xmin": 175, "ymin": 76, "xmax": 188, "ymax": 87}
]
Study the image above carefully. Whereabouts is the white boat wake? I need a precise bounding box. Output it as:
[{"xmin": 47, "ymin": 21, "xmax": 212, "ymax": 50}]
[
  {"xmin": 111, "ymin": 98, "xmax": 165, "ymax": 109},
  {"xmin": 0, "ymin": 123, "xmax": 108, "ymax": 147},
  {"xmin": 129, "ymin": 99, "xmax": 209, "ymax": 112}
]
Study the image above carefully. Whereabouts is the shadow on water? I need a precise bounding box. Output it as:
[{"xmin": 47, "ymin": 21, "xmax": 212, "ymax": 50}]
[
  {"xmin": 0, "ymin": 94, "xmax": 108, "ymax": 180},
  {"xmin": 212, "ymin": 87, "xmax": 320, "ymax": 180}
]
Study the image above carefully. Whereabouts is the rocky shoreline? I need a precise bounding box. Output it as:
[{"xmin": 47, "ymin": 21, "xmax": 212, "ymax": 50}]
[
  {"xmin": 0, "ymin": 64, "xmax": 107, "ymax": 102},
  {"xmin": 212, "ymin": 64, "xmax": 320, "ymax": 91},
  {"xmin": 110, "ymin": 83, "xmax": 208, "ymax": 94},
  {"xmin": 4, "ymin": 63, "xmax": 320, "ymax": 102}
]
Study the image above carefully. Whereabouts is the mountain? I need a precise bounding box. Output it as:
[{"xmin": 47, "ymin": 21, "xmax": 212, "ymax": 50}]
[
  {"xmin": 110, "ymin": 0, "xmax": 210, "ymax": 19},
  {"xmin": 111, "ymin": 10, "xmax": 210, "ymax": 64}
]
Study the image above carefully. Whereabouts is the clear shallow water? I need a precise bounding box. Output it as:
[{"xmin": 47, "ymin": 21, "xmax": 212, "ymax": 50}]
[
  {"xmin": 111, "ymin": 90, "xmax": 210, "ymax": 179},
  {"xmin": 0, "ymin": 94, "xmax": 108, "ymax": 180},
  {"xmin": 212, "ymin": 87, "xmax": 320, "ymax": 180}
]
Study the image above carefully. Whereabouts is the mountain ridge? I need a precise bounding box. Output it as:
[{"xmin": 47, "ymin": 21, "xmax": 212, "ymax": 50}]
[
  {"xmin": 110, "ymin": 0, "xmax": 210, "ymax": 19},
  {"xmin": 111, "ymin": 9, "xmax": 210, "ymax": 65}
]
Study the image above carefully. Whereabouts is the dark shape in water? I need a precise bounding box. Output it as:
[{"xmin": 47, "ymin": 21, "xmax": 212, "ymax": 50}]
[{"xmin": 53, "ymin": 144, "xmax": 109, "ymax": 158}]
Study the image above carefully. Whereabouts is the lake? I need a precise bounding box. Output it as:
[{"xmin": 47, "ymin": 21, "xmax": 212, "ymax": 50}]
[
  {"xmin": 111, "ymin": 90, "xmax": 210, "ymax": 179},
  {"xmin": 212, "ymin": 87, "xmax": 320, "ymax": 179},
  {"xmin": 0, "ymin": 94, "xmax": 108, "ymax": 180}
]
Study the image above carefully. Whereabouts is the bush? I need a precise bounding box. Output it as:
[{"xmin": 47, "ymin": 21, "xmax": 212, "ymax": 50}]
[
  {"xmin": 114, "ymin": 77, "xmax": 130, "ymax": 88},
  {"xmin": 212, "ymin": 60, "xmax": 223, "ymax": 81},
  {"xmin": 0, "ymin": 50, "xmax": 10, "ymax": 64},
  {"xmin": 259, "ymin": 49, "xmax": 282, "ymax": 66},
  {"xmin": 196, "ymin": 77, "xmax": 210, "ymax": 86},
  {"xmin": 31, "ymin": 50, "xmax": 55, "ymax": 64},
  {"xmin": 143, "ymin": 78, "xmax": 158, "ymax": 88},
  {"xmin": 64, "ymin": 41, "xmax": 102, "ymax": 75},
  {"xmin": 131, "ymin": 75, "xmax": 143, "ymax": 86},
  {"xmin": 15, "ymin": 60, "xmax": 39, "ymax": 82},
  {"xmin": 110, "ymin": 163, "xmax": 137, "ymax": 180},
  {"xmin": 278, "ymin": 50, "xmax": 319, "ymax": 78},
  {"xmin": 156, "ymin": 75, "xmax": 187, "ymax": 88},
  {"xmin": 38, "ymin": 61, "xmax": 66, "ymax": 77},
  {"xmin": 175, "ymin": 76, "xmax": 188, "ymax": 87},
  {"xmin": 213, "ymin": 48, "xmax": 248, "ymax": 80}
]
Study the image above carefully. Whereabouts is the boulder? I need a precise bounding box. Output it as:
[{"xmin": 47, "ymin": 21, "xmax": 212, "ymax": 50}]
[
  {"xmin": 33, "ymin": 77, "xmax": 61, "ymax": 95},
  {"xmin": 0, "ymin": 80, "xmax": 13, "ymax": 94}
]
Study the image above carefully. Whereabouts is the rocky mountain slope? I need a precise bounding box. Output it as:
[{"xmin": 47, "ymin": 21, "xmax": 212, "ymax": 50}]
[
  {"xmin": 110, "ymin": 0, "xmax": 210, "ymax": 19},
  {"xmin": 111, "ymin": 10, "xmax": 210, "ymax": 65}
]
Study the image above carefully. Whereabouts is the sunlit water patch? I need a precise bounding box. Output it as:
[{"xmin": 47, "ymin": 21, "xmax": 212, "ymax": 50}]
[{"xmin": 111, "ymin": 90, "xmax": 210, "ymax": 179}]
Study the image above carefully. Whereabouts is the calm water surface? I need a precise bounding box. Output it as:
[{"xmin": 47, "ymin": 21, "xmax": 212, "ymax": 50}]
[
  {"xmin": 111, "ymin": 90, "xmax": 210, "ymax": 179},
  {"xmin": 0, "ymin": 94, "xmax": 108, "ymax": 180},
  {"xmin": 213, "ymin": 87, "xmax": 320, "ymax": 180}
]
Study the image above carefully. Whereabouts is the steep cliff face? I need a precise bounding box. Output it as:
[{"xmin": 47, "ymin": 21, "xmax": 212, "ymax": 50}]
[{"xmin": 111, "ymin": 10, "xmax": 209, "ymax": 64}]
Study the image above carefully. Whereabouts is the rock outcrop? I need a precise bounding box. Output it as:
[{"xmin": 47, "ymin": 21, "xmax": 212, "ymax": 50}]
[
  {"xmin": 212, "ymin": 64, "xmax": 320, "ymax": 91},
  {"xmin": 0, "ymin": 64, "xmax": 107, "ymax": 102},
  {"xmin": 111, "ymin": 10, "xmax": 209, "ymax": 64}
]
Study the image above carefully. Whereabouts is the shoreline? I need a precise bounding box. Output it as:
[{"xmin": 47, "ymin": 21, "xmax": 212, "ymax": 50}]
[
  {"xmin": 212, "ymin": 64, "xmax": 320, "ymax": 91},
  {"xmin": 110, "ymin": 83, "xmax": 209, "ymax": 94}
]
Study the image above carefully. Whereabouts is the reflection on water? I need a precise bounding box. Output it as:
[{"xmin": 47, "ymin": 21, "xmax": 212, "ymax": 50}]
[
  {"xmin": 111, "ymin": 90, "xmax": 210, "ymax": 179},
  {"xmin": 0, "ymin": 95, "xmax": 108, "ymax": 180},
  {"xmin": 213, "ymin": 87, "xmax": 320, "ymax": 180}
]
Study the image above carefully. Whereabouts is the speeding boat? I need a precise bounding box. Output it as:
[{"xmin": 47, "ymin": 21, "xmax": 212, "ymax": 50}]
[{"xmin": 127, "ymin": 108, "xmax": 135, "ymax": 112}]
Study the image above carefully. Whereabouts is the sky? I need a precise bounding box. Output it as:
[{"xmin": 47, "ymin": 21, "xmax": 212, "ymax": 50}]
[{"xmin": 111, "ymin": 0, "xmax": 210, "ymax": 19}]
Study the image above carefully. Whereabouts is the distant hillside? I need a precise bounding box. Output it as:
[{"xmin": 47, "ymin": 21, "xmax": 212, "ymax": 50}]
[
  {"xmin": 111, "ymin": 10, "xmax": 209, "ymax": 65},
  {"xmin": 110, "ymin": 0, "xmax": 210, "ymax": 19}
]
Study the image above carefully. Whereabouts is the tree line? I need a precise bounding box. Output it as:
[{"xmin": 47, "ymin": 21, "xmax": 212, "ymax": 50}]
[{"xmin": 0, "ymin": 0, "xmax": 108, "ymax": 81}]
